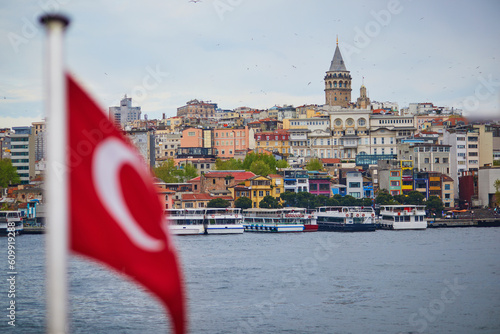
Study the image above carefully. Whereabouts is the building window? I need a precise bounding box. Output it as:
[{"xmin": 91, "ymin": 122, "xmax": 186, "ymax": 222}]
[
  {"xmin": 435, "ymin": 157, "xmax": 440, "ymax": 163},
  {"xmin": 391, "ymin": 181, "xmax": 400, "ymax": 186},
  {"xmin": 349, "ymin": 182, "xmax": 360, "ymax": 188},
  {"xmin": 259, "ymin": 191, "xmax": 263, "ymax": 197},
  {"xmin": 391, "ymin": 171, "xmax": 399, "ymax": 177}
]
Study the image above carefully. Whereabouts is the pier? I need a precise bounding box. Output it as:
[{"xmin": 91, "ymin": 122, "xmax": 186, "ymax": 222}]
[
  {"xmin": 22, "ymin": 226, "xmax": 46, "ymax": 234},
  {"xmin": 428, "ymin": 218, "xmax": 500, "ymax": 228}
]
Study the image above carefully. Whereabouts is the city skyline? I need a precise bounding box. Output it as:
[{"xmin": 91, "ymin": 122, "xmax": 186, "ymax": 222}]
[{"xmin": 1, "ymin": 0, "xmax": 500, "ymax": 128}]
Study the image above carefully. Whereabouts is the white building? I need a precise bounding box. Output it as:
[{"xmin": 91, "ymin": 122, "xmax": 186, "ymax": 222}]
[
  {"xmin": 109, "ymin": 95, "xmax": 141, "ymax": 127},
  {"xmin": 11, "ymin": 127, "xmax": 35, "ymax": 184}
]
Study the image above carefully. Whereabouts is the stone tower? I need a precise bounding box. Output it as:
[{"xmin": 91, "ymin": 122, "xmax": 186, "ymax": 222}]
[
  {"xmin": 357, "ymin": 83, "xmax": 371, "ymax": 109},
  {"xmin": 324, "ymin": 38, "xmax": 352, "ymax": 108}
]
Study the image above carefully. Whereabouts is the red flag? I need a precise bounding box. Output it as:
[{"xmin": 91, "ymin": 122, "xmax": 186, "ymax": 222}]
[{"xmin": 67, "ymin": 74, "xmax": 185, "ymax": 334}]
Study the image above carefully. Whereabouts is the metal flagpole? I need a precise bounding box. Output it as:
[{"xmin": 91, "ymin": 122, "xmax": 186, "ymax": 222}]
[{"xmin": 40, "ymin": 13, "xmax": 70, "ymax": 334}]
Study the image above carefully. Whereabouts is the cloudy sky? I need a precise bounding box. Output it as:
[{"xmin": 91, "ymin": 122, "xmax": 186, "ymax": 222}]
[{"xmin": 1, "ymin": 0, "xmax": 499, "ymax": 128}]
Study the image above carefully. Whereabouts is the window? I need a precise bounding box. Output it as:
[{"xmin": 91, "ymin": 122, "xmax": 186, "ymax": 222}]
[
  {"xmin": 266, "ymin": 191, "xmax": 270, "ymax": 196},
  {"xmin": 444, "ymin": 184, "xmax": 450, "ymax": 190},
  {"xmin": 391, "ymin": 181, "xmax": 400, "ymax": 186},
  {"xmin": 259, "ymin": 191, "xmax": 263, "ymax": 197},
  {"xmin": 445, "ymin": 194, "xmax": 450, "ymax": 199},
  {"xmin": 424, "ymin": 158, "xmax": 430, "ymax": 164},
  {"xmin": 391, "ymin": 171, "xmax": 399, "ymax": 177},
  {"xmin": 188, "ymin": 132, "xmax": 195, "ymax": 136},
  {"xmin": 349, "ymin": 182, "xmax": 360, "ymax": 188},
  {"xmin": 213, "ymin": 179, "xmax": 216, "ymax": 184},
  {"xmin": 435, "ymin": 158, "xmax": 440, "ymax": 163},
  {"xmin": 253, "ymin": 191, "xmax": 256, "ymax": 197}
]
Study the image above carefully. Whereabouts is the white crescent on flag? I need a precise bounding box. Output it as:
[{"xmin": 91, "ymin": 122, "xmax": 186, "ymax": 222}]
[{"xmin": 92, "ymin": 137, "xmax": 164, "ymax": 252}]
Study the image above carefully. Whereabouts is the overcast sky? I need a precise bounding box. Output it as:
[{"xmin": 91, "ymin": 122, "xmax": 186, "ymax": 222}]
[{"xmin": 1, "ymin": 0, "xmax": 499, "ymax": 128}]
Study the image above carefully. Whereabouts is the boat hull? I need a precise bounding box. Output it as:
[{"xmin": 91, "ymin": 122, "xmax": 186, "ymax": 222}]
[
  {"xmin": 379, "ymin": 221, "xmax": 427, "ymax": 230},
  {"xmin": 317, "ymin": 222, "xmax": 376, "ymax": 232},
  {"xmin": 303, "ymin": 224, "xmax": 319, "ymax": 232},
  {"xmin": 243, "ymin": 224, "xmax": 304, "ymax": 233},
  {"xmin": 206, "ymin": 225, "xmax": 244, "ymax": 234}
]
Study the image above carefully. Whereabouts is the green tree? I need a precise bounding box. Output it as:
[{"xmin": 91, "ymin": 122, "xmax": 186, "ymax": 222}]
[
  {"xmin": 154, "ymin": 159, "xmax": 179, "ymax": 183},
  {"xmin": 276, "ymin": 159, "xmax": 289, "ymax": 169},
  {"xmin": 175, "ymin": 163, "xmax": 198, "ymax": 182},
  {"xmin": 242, "ymin": 152, "xmax": 277, "ymax": 171},
  {"xmin": 494, "ymin": 179, "xmax": 500, "ymax": 206},
  {"xmin": 259, "ymin": 195, "xmax": 281, "ymax": 209},
  {"xmin": 0, "ymin": 159, "xmax": 21, "ymax": 188},
  {"xmin": 375, "ymin": 189, "xmax": 396, "ymax": 205},
  {"xmin": 407, "ymin": 190, "xmax": 425, "ymax": 205},
  {"xmin": 249, "ymin": 160, "xmax": 272, "ymax": 177},
  {"xmin": 215, "ymin": 158, "xmax": 243, "ymax": 170},
  {"xmin": 426, "ymin": 195, "xmax": 444, "ymax": 218},
  {"xmin": 207, "ymin": 198, "xmax": 230, "ymax": 208},
  {"xmin": 305, "ymin": 158, "xmax": 323, "ymax": 171},
  {"xmin": 234, "ymin": 196, "xmax": 252, "ymax": 210}
]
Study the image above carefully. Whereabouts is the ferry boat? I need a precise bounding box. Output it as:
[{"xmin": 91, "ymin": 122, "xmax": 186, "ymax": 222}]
[
  {"xmin": 315, "ymin": 206, "xmax": 376, "ymax": 232},
  {"xmin": 165, "ymin": 208, "xmax": 244, "ymax": 235},
  {"xmin": 378, "ymin": 205, "xmax": 427, "ymax": 230},
  {"xmin": 0, "ymin": 211, "xmax": 24, "ymax": 236},
  {"xmin": 242, "ymin": 207, "xmax": 314, "ymax": 232}
]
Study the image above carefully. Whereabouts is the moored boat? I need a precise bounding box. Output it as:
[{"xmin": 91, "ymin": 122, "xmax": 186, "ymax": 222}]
[
  {"xmin": 165, "ymin": 208, "xmax": 244, "ymax": 235},
  {"xmin": 378, "ymin": 205, "xmax": 427, "ymax": 230},
  {"xmin": 0, "ymin": 211, "xmax": 24, "ymax": 236},
  {"xmin": 315, "ymin": 206, "xmax": 376, "ymax": 232},
  {"xmin": 243, "ymin": 207, "xmax": 309, "ymax": 232}
]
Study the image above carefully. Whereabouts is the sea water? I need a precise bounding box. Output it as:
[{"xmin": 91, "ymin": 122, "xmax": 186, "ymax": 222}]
[{"xmin": 1, "ymin": 228, "xmax": 500, "ymax": 333}]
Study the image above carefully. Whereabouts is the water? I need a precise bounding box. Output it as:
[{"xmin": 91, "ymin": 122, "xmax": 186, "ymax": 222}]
[{"xmin": 1, "ymin": 228, "xmax": 500, "ymax": 333}]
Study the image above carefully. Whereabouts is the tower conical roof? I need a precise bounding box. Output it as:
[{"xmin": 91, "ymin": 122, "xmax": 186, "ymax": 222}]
[{"xmin": 329, "ymin": 45, "xmax": 347, "ymax": 72}]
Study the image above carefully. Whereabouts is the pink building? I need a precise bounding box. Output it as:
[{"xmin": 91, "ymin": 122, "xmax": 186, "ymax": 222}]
[{"xmin": 213, "ymin": 127, "xmax": 250, "ymax": 159}]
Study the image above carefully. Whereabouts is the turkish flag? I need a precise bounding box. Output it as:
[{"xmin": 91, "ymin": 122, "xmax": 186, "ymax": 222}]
[{"xmin": 67, "ymin": 74, "xmax": 185, "ymax": 334}]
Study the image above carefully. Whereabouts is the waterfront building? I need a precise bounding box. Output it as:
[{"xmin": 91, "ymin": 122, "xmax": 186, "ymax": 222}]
[
  {"xmin": 177, "ymin": 99, "xmax": 217, "ymax": 119},
  {"xmin": 244, "ymin": 175, "xmax": 275, "ymax": 208},
  {"xmin": 280, "ymin": 168, "xmax": 309, "ymax": 193},
  {"xmin": 378, "ymin": 160, "xmax": 403, "ymax": 196},
  {"xmin": 32, "ymin": 121, "xmax": 46, "ymax": 161},
  {"xmin": 155, "ymin": 129, "xmax": 181, "ymax": 160},
  {"xmin": 109, "ymin": 95, "xmax": 141, "ymax": 127},
  {"xmin": 307, "ymin": 171, "xmax": 331, "ymax": 197},
  {"xmin": 199, "ymin": 170, "xmax": 255, "ymax": 194},
  {"xmin": 254, "ymin": 129, "xmax": 290, "ymax": 157},
  {"xmin": 213, "ymin": 126, "xmax": 250, "ymax": 159},
  {"xmin": 124, "ymin": 129, "xmax": 155, "ymax": 167},
  {"xmin": 478, "ymin": 166, "xmax": 500, "ymax": 208},
  {"xmin": 441, "ymin": 175, "xmax": 455, "ymax": 208},
  {"xmin": 324, "ymin": 39, "xmax": 352, "ymax": 107},
  {"xmin": 11, "ymin": 126, "xmax": 35, "ymax": 184}
]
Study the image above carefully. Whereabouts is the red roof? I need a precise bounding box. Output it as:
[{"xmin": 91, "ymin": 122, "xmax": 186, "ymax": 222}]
[
  {"xmin": 182, "ymin": 193, "xmax": 233, "ymax": 201},
  {"xmin": 321, "ymin": 158, "xmax": 341, "ymax": 164},
  {"xmin": 204, "ymin": 171, "xmax": 256, "ymax": 180},
  {"xmin": 188, "ymin": 176, "xmax": 201, "ymax": 182},
  {"xmin": 268, "ymin": 174, "xmax": 283, "ymax": 178}
]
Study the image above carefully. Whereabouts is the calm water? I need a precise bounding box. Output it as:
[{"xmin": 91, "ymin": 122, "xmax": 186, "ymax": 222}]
[{"xmin": 1, "ymin": 228, "xmax": 500, "ymax": 333}]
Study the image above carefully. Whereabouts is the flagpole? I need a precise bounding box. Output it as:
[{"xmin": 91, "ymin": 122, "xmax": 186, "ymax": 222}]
[{"xmin": 40, "ymin": 14, "xmax": 70, "ymax": 334}]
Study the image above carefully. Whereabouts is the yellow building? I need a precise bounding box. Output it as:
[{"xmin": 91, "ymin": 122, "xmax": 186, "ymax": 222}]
[
  {"xmin": 254, "ymin": 129, "xmax": 291, "ymax": 156},
  {"xmin": 400, "ymin": 160, "xmax": 414, "ymax": 194}
]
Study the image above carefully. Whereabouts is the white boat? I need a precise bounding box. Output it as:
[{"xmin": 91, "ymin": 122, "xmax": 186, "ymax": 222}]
[
  {"xmin": 165, "ymin": 208, "xmax": 244, "ymax": 235},
  {"xmin": 0, "ymin": 211, "xmax": 24, "ymax": 236},
  {"xmin": 315, "ymin": 206, "xmax": 376, "ymax": 232},
  {"xmin": 379, "ymin": 205, "xmax": 427, "ymax": 230},
  {"xmin": 243, "ymin": 207, "xmax": 311, "ymax": 232}
]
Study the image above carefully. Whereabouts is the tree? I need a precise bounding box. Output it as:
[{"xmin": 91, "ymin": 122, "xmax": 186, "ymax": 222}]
[
  {"xmin": 0, "ymin": 159, "xmax": 21, "ymax": 188},
  {"xmin": 494, "ymin": 179, "xmax": 500, "ymax": 207},
  {"xmin": 207, "ymin": 198, "xmax": 230, "ymax": 208},
  {"xmin": 426, "ymin": 196, "xmax": 444, "ymax": 218},
  {"xmin": 375, "ymin": 189, "xmax": 396, "ymax": 205},
  {"xmin": 249, "ymin": 160, "xmax": 272, "ymax": 177},
  {"xmin": 276, "ymin": 159, "xmax": 289, "ymax": 169},
  {"xmin": 259, "ymin": 195, "xmax": 281, "ymax": 209},
  {"xmin": 154, "ymin": 159, "xmax": 179, "ymax": 183},
  {"xmin": 215, "ymin": 158, "xmax": 243, "ymax": 170},
  {"xmin": 305, "ymin": 158, "xmax": 323, "ymax": 171},
  {"xmin": 175, "ymin": 163, "xmax": 198, "ymax": 182},
  {"xmin": 407, "ymin": 190, "xmax": 425, "ymax": 205},
  {"xmin": 234, "ymin": 196, "xmax": 252, "ymax": 210}
]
